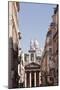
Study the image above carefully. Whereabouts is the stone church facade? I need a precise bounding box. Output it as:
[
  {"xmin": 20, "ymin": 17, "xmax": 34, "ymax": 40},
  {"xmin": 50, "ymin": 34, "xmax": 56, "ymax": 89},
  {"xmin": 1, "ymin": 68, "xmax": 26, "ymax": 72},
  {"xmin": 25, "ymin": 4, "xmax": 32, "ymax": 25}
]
[{"xmin": 24, "ymin": 40, "xmax": 42, "ymax": 87}]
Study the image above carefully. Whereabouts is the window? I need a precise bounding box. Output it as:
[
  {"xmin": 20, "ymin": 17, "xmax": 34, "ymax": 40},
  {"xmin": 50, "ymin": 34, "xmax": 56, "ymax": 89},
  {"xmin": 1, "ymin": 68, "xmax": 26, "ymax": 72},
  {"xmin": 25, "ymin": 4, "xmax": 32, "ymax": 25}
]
[
  {"xmin": 31, "ymin": 53, "xmax": 34, "ymax": 61},
  {"xmin": 49, "ymin": 56, "xmax": 51, "ymax": 60},
  {"xmin": 49, "ymin": 48, "xmax": 52, "ymax": 55}
]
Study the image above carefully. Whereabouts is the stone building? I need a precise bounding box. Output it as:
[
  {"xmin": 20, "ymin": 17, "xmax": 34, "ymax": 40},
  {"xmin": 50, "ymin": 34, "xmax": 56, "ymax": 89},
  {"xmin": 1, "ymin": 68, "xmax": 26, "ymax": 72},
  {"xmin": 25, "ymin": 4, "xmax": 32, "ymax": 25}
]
[
  {"xmin": 18, "ymin": 50, "xmax": 25, "ymax": 88},
  {"xmin": 41, "ymin": 29, "xmax": 54, "ymax": 86},
  {"xmin": 52, "ymin": 5, "xmax": 59, "ymax": 85},
  {"xmin": 8, "ymin": 2, "xmax": 20, "ymax": 88},
  {"xmin": 41, "ymin": 5, "xmax": 59, "ymax": 86},
  {"xmin": 24, "ymin": 40, "xmax": 42, "ymax": 87}
]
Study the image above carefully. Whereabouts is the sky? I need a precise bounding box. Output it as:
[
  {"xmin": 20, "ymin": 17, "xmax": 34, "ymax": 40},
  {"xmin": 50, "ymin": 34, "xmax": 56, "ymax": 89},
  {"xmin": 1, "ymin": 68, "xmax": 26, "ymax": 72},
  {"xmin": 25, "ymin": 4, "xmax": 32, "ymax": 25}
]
[{"xmin": 19, "ymin": 2, "xmax": 56, "ymax": 53}]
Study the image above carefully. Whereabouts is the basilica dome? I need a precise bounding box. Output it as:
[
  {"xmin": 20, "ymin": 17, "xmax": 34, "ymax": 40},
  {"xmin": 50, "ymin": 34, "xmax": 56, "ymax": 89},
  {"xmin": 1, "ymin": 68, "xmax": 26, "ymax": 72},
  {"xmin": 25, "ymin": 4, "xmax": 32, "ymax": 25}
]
[
  {"xmin": 34, "ymin": 40, "xmax": 39, "ymax": 49},
  {"xmin": 30, "ymin": 39, "xmax": 40, "ymax": 50},
  {"xmin": 30, "ymin": 40, "xmax": 35, "ymax": 50},
  {"xmin": 29, "ymin": 39, "xmax": 42, "ymax": 56}
]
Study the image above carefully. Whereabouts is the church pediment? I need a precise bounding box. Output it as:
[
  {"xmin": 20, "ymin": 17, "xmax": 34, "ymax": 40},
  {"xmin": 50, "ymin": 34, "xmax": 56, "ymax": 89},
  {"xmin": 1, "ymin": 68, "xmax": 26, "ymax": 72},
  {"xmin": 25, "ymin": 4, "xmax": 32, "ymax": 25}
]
[{"xmin": 25, "ymin": 62, "xmax": 40, "ymax": 69}]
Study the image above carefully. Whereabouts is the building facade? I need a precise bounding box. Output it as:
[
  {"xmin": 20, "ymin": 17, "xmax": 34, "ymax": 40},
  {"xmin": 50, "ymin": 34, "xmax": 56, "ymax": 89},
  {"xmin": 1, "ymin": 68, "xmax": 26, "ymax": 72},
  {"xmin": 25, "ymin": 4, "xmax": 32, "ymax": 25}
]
[
  {"xmin": 24, "ymin": 40, "xmax": 42, "ymax": 87},
  {"xmin": 18, "ymin": 50, "xmax": 25, "ymax": 88},
  {"xmin": 8, "ymin": 2, "xmax": 20, "ymax": 88},
  {"xmin": 52, "ymin": 5, "xmax": 59, "ymax": 85},
  {"xmin": 41, "ymin": 5, "xmax": 59, "ymax": 86},
  {"xmin": 41, "ymin": 29, "xmax": 54, "ymax": 86}
]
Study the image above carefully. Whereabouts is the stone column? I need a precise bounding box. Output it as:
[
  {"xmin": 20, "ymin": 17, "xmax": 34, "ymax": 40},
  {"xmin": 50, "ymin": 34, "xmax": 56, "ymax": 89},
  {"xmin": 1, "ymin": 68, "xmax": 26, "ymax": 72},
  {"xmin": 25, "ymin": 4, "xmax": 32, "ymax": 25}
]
[
  {"xmin": 34, "ymin": 72, "xmax": 36, "ymax": 87},
  {"xmin": 29, "ymin": 53, "xmax": 31, "ymax": 63},
  {"xmin": 39, "ymin": 72, "xmax": 41, "ymax": 86},
  {"xmin": 25, "ymin": 73, "xmax": 27, "ymax": 88},
  {"xmin": 29, "ymin": 53, "xmax": 31, "ymax": 62},
  {"xmin": 30, "ymin": 72, "xmax": 31, "ymax": 87}
]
